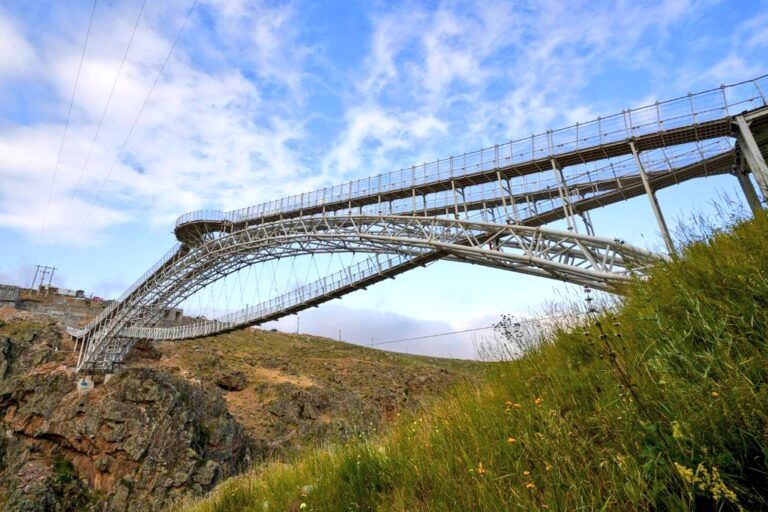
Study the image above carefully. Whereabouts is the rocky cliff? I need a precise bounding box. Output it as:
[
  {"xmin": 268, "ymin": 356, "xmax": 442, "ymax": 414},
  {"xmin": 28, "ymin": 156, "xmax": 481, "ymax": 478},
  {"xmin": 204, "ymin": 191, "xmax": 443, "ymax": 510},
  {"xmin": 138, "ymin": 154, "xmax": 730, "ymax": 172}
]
[
  {"xmin": 0, "ymin": 314, "xmax": 253, "ymax": 511},
  {"xmin": 0, "ymin": 308, "xmax": 480, "ymax": 511}
]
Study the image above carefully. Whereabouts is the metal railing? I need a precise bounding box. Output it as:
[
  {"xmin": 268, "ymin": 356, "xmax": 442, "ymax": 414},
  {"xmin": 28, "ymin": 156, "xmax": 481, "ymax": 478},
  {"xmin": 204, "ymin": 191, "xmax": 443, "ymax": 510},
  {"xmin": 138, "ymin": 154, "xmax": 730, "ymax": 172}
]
[
  {"xmin": 175, "ymin": 75, "xmax": 766, "ymax": 229},
  {"xmin": 126, "ymin": 252, "xmax": 413, "ymax": 340}
]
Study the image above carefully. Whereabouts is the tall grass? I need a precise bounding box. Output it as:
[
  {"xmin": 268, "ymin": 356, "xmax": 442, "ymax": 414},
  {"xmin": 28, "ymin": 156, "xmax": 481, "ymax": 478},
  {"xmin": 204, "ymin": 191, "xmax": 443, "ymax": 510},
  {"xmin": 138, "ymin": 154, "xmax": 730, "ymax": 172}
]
[{"xmin": 178, "ymin": 212, "xmax": 768, "ymax": 512}]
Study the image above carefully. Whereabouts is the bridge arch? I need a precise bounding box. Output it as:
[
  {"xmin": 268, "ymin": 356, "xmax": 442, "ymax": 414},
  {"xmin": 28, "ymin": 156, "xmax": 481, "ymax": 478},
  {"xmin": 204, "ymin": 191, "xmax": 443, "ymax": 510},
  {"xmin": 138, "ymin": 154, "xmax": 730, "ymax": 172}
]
[{"xmin": 72, "ymin": 216, "xmax": 656, "ymax": 370}]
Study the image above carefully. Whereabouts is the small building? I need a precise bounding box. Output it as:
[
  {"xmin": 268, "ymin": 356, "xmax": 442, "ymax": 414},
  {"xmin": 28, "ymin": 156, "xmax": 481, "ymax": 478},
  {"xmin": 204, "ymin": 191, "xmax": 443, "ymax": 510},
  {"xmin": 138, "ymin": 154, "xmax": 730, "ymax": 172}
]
[
  {"xmin": 0, "ymin": 285, "xmax": 21, "ymax": 307},
  {"xmin": 57, "ymin": 288, "xmax": 85, "ymax": 298},
  {"xmin": 163, "ymin": 307, "xmax": 183, "ymax": 322}
]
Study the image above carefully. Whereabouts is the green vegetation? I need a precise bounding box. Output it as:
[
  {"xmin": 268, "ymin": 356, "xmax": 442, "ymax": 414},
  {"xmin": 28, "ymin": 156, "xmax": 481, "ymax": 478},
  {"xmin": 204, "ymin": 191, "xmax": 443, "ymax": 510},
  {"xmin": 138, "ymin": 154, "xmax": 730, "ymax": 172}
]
[{"xmin": 177, "ymin": 213, "xmax": 768, "ymax": 511}]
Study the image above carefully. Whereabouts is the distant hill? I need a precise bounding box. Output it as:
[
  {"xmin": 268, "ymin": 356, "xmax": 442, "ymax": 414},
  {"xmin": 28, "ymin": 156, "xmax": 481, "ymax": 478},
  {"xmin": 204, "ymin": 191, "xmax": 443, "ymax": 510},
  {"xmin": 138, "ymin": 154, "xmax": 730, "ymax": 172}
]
[{"xmin": 0, "ymin": 308, "xmax": 481, "ymax": 511}]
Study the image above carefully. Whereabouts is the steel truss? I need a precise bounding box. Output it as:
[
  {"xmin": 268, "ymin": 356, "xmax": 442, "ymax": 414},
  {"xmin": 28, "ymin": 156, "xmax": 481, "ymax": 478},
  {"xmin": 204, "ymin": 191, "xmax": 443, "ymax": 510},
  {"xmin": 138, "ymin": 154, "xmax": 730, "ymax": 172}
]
[
  {"xmin": 73, "ymin": 216, "xmax": 657, "ymax": 370},
  {"xmin": 69, "ymin": 75, "xmax": 768, "ymax": 372}
]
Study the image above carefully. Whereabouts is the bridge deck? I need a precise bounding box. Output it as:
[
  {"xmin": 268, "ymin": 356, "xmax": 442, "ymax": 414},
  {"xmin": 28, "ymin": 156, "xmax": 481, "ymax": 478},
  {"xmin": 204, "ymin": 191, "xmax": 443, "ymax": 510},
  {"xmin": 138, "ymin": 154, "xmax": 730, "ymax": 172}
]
[{"xmin": 175, "ymin": 74, "xmax": 768, "ymax": 244}]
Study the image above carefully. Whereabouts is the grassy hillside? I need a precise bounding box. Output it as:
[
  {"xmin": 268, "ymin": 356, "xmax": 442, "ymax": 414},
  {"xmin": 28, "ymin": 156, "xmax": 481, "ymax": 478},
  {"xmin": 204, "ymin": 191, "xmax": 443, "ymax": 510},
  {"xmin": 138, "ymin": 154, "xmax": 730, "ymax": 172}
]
[
  {"xmin": 137, "ymin": 327, "xmax": 482, "ymax": 456},
  {"xmin": 178, "ymin": 213, "xmax": 768, "ymax": 512}
]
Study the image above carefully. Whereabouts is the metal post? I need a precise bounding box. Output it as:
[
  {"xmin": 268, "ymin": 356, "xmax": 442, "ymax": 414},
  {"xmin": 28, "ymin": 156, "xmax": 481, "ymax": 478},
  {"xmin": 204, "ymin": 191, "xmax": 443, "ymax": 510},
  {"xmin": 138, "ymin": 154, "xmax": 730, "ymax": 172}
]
[
  {"xmin": 550, "ymin": 159, "xmax": 578, "ymax": 232},
  {"xmin": 734, "ymin": 155, "xmax": 762, "ymax": 215},
  {"xmin": 450, "ymin": 157, "xmax": 460, "ymax": 218},
  {"xmin": 735, "ymin": 115, "xmax": 768, "ymax": 199},
  {"xmin": 496, "ymin": 170, "xmax": 510, "ymax": 220},
  {"xmin": 630, "ymin": 142, "xmax": 676, "ymax": 254},
  {"xmin": 47, "ymin": 267, "xmax": 55, "ymax": 292},
  {"xmin": 579, "ymin": 209, "xmax": 595, "ymax": 236},
  {"xmin": 29, "ymin": 265, "xmax": 40, "ymax": 292}
]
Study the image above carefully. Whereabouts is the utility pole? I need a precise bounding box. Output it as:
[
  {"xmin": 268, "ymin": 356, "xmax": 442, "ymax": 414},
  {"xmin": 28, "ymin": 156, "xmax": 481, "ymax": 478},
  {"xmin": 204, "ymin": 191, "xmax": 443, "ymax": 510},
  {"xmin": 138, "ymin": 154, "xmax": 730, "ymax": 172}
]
[{"xmin": 31, "ymin": 265, "xmax": 56, "ymax": 295}]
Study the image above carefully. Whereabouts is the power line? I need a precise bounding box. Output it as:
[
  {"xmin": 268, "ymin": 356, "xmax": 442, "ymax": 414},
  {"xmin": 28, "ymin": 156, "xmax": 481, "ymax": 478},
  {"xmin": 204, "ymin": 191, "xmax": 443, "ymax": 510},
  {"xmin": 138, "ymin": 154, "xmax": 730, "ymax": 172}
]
[
  {"xmin": 372, "ymin": 325, "xmax": 495, "ymax": 346},
  {"xmin": 49, "ymin": 0, "xmax": 148, "ymax": 257},
  {"xmin": 37, "ymin": 0, "xmax": 98, "ymax": 247},
  {"xmin": 62, "ymin": 0, "xmax": 198, "ymax": 260},
  {"xmin": 368, "ymin": 311, "xmax": 593, "ymax": 348}
]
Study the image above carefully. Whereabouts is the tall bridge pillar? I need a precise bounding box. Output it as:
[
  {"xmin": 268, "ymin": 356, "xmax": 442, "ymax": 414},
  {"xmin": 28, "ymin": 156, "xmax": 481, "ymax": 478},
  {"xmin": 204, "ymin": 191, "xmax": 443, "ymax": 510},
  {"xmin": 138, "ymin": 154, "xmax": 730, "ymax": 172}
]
[
  {"xmin": 734, "ymin": 155, "xmax": 763, "ymax": 215},
  {"xmin": 735, "ymin": 115, "xmax": 768, "ymax": 201},
  {"xmin": 630, "ymin": 142, "xmax": 676, "ymax": 255}
]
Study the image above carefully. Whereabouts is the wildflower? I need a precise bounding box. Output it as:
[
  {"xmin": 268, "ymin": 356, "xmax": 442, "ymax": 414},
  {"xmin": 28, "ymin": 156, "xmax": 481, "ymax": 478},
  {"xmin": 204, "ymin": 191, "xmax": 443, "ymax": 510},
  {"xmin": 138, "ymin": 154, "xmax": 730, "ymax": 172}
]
[
  {"xmin": 299, "ymin": 504, "xmax": 307, "ymax": 510},
  {"xmin": 525, "ymin": 482, "xmax": 536, "ymax": 489},
  {"xmin": 711, "ymin": 391, "xmax": 720, "ymax": 398},
  {"xmin": 477, "ymin": 462, "xmax": 487, "ymax": 475},
  {"xmin": 534, "ymin": 398, "xmax": 542, "ymax": 406},
  {"xmin": 671, "ymin": 421, "xmax": 685, "ymax": 440},
  {"xmin": 507, "ymin": 437, "xmax": 516, "ymax": 444},
  {"xmin": 674, "ymin": 462, "xmax": 694, "ymax": 484},
  {"xmin": 545, "ymin": 464, "xmax": 552, "ymax": 471}
]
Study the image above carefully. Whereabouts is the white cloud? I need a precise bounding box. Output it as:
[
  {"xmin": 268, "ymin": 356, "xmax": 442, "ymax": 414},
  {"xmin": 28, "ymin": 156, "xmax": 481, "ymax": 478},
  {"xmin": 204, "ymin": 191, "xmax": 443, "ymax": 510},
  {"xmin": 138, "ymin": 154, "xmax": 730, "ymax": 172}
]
[
  {"xmin": 0, "ymin": 0, "xmax": 313, "ymax": 245},
  {"xmin": 263, "ymin": 303, "xmax": 484, "ymax": 359},
  {"xmin": 0, "ymin": 8, "xmax": 38, "ymax": 77},
  {"xmin": 323, "ymin": 0, "xmax": 701, "ymax": 182}
]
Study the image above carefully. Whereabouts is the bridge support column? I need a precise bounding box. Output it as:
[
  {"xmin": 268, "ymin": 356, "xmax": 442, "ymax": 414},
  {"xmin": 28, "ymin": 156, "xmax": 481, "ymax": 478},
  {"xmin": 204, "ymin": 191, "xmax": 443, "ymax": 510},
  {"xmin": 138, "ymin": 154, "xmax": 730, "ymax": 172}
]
[
  {"xmin": 579, "ymin": 201, "xmax": 595, "ymax": 236},
  {"xmin": 630, "ymin": 142, "xmax": 676, "ymax": 255},
  {"xmin": 734, "ymin": 155, "xmax": 763, "ymax": 215},
  {"xmin": 735, "ymin": 115, "xmax": 768, "ymax": 200},
  {"xmin": 550, "ymin": 159, "xmax": 578, "ymax": 232}
]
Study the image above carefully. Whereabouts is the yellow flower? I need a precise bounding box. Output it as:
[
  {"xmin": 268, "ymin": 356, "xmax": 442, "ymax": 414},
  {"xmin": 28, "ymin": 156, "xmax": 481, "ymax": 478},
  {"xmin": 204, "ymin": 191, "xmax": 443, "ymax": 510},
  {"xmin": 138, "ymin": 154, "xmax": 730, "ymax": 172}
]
[
  {"xmin": 711, "ymin": 391, "xmax": 720, "ymax": 397},
  {"xmin": 525, "ymin": 482, "xmax": 536, "ymax": 489},
  {"xmin": 671, "ymin": 421, "xmax": 685, "ymax": 440},
  {"xmin": 534, "ymin": 398, "xmax": 543, "ymax": 406},
  {"xmin": 477, "ymin": 462, "xmax": 486, "ymax": 475},
  {"xmin": 507, "ymin": 437, "xmax": 516, "ymax": 444},
  {"xmin": 523, "ymin": 470, "xmax": 530, "ymax": 476},
  {"xmin": 545, "ymin": 464, "xmax": 552, "ymax": 471}
]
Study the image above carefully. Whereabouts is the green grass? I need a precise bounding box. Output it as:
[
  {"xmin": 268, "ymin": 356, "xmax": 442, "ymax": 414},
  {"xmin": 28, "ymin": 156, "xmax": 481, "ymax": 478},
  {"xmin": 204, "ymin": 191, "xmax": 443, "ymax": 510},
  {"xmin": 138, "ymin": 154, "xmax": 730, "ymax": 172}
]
[{"xmin": 176, "ymin": 213, "xmax": 768, "ymax": 512}]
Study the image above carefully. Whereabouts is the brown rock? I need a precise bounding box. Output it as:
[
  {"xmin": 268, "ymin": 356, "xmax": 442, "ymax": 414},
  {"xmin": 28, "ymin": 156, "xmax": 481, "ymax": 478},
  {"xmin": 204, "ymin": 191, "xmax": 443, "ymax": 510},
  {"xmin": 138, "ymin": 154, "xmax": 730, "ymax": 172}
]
[{"xmin": 214, "ymin": 370, "xmax": 247, "ymax": 391}]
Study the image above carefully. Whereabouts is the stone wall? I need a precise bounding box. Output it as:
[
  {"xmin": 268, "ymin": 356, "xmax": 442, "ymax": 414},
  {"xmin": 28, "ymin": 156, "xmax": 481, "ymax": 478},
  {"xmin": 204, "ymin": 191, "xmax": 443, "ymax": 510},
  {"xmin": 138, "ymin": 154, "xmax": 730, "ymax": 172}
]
[{"xmin": 15, "ymin": 294, "xmax": 107, "ymax": 327}]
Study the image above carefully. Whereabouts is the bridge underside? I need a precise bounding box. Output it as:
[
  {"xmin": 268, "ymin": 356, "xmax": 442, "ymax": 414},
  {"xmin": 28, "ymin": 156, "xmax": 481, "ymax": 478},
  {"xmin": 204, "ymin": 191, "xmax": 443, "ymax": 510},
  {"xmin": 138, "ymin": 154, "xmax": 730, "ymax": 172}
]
[{"xmin": 70, "ymin": 76, "xmax": 768, "ymax": 372}]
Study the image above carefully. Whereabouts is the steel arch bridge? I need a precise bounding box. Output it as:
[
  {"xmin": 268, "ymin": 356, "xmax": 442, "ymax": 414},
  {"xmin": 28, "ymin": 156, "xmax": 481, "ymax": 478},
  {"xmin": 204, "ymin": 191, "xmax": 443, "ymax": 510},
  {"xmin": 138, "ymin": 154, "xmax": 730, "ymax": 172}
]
[{"xmin": 70, "ymin": 75, "xmax": 768, "ymax": 372}]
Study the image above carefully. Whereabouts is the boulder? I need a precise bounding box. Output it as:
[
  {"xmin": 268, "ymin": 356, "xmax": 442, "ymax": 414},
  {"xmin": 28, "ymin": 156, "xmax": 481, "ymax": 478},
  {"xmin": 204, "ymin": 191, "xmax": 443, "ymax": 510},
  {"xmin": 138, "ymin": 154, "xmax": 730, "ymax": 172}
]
[{"xmin": 214, "ymin": 371, "xmax": 247, "ymax": 391}]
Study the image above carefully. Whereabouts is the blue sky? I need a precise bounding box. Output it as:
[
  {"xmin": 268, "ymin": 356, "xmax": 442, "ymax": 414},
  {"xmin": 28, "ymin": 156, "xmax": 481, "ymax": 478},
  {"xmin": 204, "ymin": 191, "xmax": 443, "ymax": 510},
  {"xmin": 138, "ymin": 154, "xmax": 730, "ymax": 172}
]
[{"xmin": 0, "ymin": 0, "xmax": 766, "ymax": 357}]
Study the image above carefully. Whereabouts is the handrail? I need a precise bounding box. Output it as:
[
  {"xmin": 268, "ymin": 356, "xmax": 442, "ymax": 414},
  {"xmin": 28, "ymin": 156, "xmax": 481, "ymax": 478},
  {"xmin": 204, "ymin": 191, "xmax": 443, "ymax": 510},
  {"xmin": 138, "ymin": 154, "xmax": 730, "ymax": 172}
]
[
  {"xmin": 125, "ymin": 253, "xmax": 413, "ymax": 340},
  {"xmin": 175, "ymin": 75, "xmax": 766, "ymax": 229}
]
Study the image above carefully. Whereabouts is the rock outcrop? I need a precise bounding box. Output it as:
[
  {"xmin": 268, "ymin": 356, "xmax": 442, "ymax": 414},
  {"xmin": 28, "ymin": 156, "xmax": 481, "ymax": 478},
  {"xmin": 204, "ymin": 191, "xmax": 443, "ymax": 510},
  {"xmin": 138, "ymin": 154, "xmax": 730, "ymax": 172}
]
[
  {"xmin": 0, "ymin": 312, "xmax": 480, "ymax": 511},
  {"xmin": 0, "ymin": 321, "xmax": 256, "ymax": 511}
]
